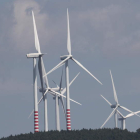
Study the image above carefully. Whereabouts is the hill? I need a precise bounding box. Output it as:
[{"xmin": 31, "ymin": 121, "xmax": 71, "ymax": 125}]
[{"xmin": 1, "ymin": 128, "xmax": 140, "ymax": 140}]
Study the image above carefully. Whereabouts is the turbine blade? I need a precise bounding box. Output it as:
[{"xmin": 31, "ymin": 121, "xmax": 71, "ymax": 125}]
[
  {"xmin": 117, "ymin": 110, "xmax": 124, "ymax": 118},
  {"xmin": 28, "ymin": 89, "xmax": 48, "ymax": 118},
  {"xmin": 32, "ymin": 11, "xmax": 41, "ymax": 53},
  {"xmin": 100, "ymin": 106, "xmax": 118, "ymax": 128},
  {"xmin": 125, "ymin": 113, "xmax": 134, "ymax": 118},
  {"xmin": 119, "ymin": 106, "xmax": 140, "ymax": 118},
  {"xmin": 38, "ymin": 89, "xmax": 48, "ymax": 105},
  {"xmin": 28, "ymin": 110, "xmax": 34, "ymax": 119},
  {"xmin": 38, "ymin": 95, "xmax": 44, "ymax": 105},
  {"xmin": 125, "ymin": 110, "xmax": 140, "ymax": 118},
  {"xmin": 72, "ymin": 58, "xmax": 102, "ymax": 85},
  {"xmin": 41, "ymin": 59, "xmax": 49, "ymax": 88},
  {"xmin": 100, "ymin": 95, "xmax": 112, "ymax": 106},
  {"xmin": 59, "ymin": 68, "xmax": 63, "ymax": 91},
  {"xmin": 61, "ymin": 72, "xmax": 80, "ymax": 95},
  {"xmin": 52, "ymin": 63, "xmax": 65, "ymax": 73},
  {"xmin": 135, "ymin": 110, "xmax": 140, "ymax": 114},
  {"xmin": 50, "ymin": 89, "xmax": 82, "ymax": 105},
  {"xmin": 52, "ymin": 80, "xmax": 59, "ymax": 88},
  {"xmin": 48, "ymin": 91, "xmax": 56, "ymax": 96},
  {"xmin": 38, "ymin": 57, "xmax": 44, "ymax": 90},
  {"xmin": 60, "ymin": 96, "xmax": 66, "ymax": 119},
  {"xmin": 110, "ymin": 70, "xmax": 118, "ymax": 104},
  {"xmin": 43, "ymin": 56, "xmax": 70, "ymax": 77},
  {"xmin": 67, "ymin": 8, "xmax": 71, "ymax": 55}
]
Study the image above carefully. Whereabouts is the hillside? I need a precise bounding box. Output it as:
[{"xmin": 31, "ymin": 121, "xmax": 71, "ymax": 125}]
[{"xmin": 1, "ymin": 128, "xmax": 140, "ymax": 140}]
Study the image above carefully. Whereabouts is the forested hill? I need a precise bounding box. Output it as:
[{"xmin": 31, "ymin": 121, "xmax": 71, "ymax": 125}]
[{"xmin": 1, "ymin": 128, "xmax": 140, "ymax": 140}]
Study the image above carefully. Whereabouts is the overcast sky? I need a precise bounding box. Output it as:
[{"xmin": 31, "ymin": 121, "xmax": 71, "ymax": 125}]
[{"xmin": 1, "ymin": 0, "xmax": 140, "ymax": 138}]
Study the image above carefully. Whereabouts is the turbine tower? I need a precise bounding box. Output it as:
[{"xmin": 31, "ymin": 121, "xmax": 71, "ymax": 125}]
[
  {"xmin": 44, "ymin": 9, "xmax": 102, "ymax": 131},
  {"xmin": 100, "ymin": 70, "xmax": 140, "ymax": 128}
]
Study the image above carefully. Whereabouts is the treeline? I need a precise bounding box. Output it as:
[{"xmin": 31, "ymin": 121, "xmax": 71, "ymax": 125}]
[{"xmin": 1, "ymin": 128, "xmax": 140, "ymax": 140}]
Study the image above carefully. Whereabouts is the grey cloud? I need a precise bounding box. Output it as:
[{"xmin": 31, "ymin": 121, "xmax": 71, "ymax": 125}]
[
  {"xmin": 12, "ymin": 0, "xmax": 48, "ymax": 54},
  {"xmin": 70, "ymin": 4, "xmax": 140, "ymax": 57}
]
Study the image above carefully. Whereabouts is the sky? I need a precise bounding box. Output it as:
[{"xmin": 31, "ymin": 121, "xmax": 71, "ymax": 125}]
[{"xmin": 0, "ymin": 0, "xmax": 140, "ymax": 138}]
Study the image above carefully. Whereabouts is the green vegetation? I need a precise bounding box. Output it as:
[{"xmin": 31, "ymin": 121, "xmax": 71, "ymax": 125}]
[{"xmin": 1, "ymin": 128, "xmax": 140, "ymax": 140}]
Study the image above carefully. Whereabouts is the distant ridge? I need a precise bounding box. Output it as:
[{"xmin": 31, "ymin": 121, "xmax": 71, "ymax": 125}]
[{"xmin": 1, "ymin": 128, "xmax": 140, "ymax": 140}]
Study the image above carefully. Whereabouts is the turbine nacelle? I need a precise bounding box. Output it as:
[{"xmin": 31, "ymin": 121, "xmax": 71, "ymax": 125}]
[
  {"xmin": 111, "ymin": 104, "xmax": 120, "ymax": 108},
  {"xmin": 51, "ymin": 87, "xmax": 63, "ymax": 92},
  {"xmin": 39, "ymin": 88, "xmax": 46, "ymax": 93},
  {"xmin": 118, "ymin": 117, "xmax": 126, "ymax": 120},
  {"xmin": 26, "ymin": 53, "xmax": 44, "ymax": 58},
  {"xmin": 111, "ymin": 104, "xmax": 117, "ymax": 108},
  {"xmin": 60, "ymin": 55, "xmax": 72, "ymax": 60},
  {"xmin": 53, "ymin": 96, "xmax": 61, "ymax": 100}
]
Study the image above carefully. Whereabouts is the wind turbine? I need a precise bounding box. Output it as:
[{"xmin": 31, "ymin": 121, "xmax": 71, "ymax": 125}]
[
  {"xmin": 52, "ymin": 70, "xmax": 80, "ymax": 131},
  {"xmin": 100, "ymin": 70, "xmax": 140, "ymax": 128},
  {"xmin": 28, "ymin": 11, "xmax": 50, "ymax": 132},
  {"xmin": 26, "ymin": 11, "xmax": 44, "ymax": 132},
  {"xmin": 117, "ymin": 110, "xmax": 140, "ymax": 130},
  {"xmin": 28, "ymin": 72, "xmax": 81, "ymax": 131},
  {"xmin": 43, "ymin": 9, "xmax": 102, "ymax": 131},
  {"xmin": 52, "ymin": 69, "xmax": 66, "ymax": 131}
]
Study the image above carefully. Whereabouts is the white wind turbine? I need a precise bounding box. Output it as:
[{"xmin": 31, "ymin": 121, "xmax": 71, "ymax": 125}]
[
  {"xmin": 52, "ymin": 69, "xmax": 66, "ymax": 131},
  {"xmin": 52, "ymin": 70, "xmax": 80, "ymax": 131},
  {"xmin": 117, "ymin": 110, "xmax": 140, "ymax": 130},
  {"xmin": 101, "ymin": 94, "xmax": 140, "ymax": 129},
  {"xmin": 53, "ymin": 69, "xmax": 66, "ymax": 131},
  {"xmin": 28, "ymin": 71, "xmax": 81, "ymax": 131},
  {"xmin": 43, "ymin": 9, "xmax": 102, "ymax": 131},
  {"xmin": 26, "ymin": 11, "xmax": 44, "ymax": 132},
  {"xmin": 100, "ymin": 70, "xmax": 140, "ymax": 128},
  {"xmin": 27, "ymin": 11, "xmax": 50, "ymax": 132}
]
